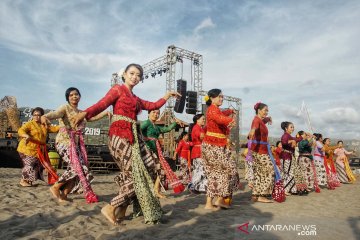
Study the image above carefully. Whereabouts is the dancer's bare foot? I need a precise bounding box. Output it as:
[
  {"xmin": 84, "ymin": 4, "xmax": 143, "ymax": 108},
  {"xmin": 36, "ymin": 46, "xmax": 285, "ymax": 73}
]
[
  {"xmin": 204, "ymin": 205, "xmax": 219, "ymax": 211},
  {"xmin": 285, "ymin": 192, "xmax": 291, "ymax": 196},
  {"xmin": 20, "ymin": 179, "xmax": 32, "ymax": 187},
  {"xmin": 248, "ymin": 183, "xmax": 253, "ymax": 189},
  {"xmin": 155, "ymin": 191, "xmax": 167, "ymax": 199},
  {"xmin": 214, "ymin": 198, "xmax": 231, "ymax": 209},
  {"xmin": 257, "ymin": 196, "xmax": 274, "ymax": 203},
  {"xmin": 114, "ymin": 206, "xmax": 127, "ymax": 225},
  {"xmin": 101, "ymin": 204, "xmax": 119, "ymax": 225},
  {"xmin": 251, "ymin": 196, "xmax": 258, "ymax": 202},
  {"xmin": 58, "ymin": 192, "xmax": 70, "ymax": 203},
  {"xmin": 50, "ymin": 185, "xmax": 61, "ymax": 200}
]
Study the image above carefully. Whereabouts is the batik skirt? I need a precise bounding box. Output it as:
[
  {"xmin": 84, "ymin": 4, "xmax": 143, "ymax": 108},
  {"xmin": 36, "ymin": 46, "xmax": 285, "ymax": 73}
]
[
  {"xmin": 201, "ymin": 143, "xmax": 240, "ymax": 198},
  {"xmin": 280, "ymin": 158, "xmax": 297, "ymax": 194},
  {"xmin": 313, "ymin": 155, "xmax": 328, "ymax": 187},
  {"xmin": 335, "ymin": 160, "xmax": 349, "ymax": 183},
  {"xmin": 108, "ymin": 135, "xmax": 161, "ymax": 211},
  {"xmin": 19, "ymin": 153, "xmax": 44, "ymax": 183},
  {"xmin": 177, "ymin": 157, "xmax": 191, "ymax": 185},
  {"xmin": 251, "ymin": 152, "xmax": 274, "ymax": 197},
  {"xmin": 189, "ymin": 158, "xmax": 208, "ymax": 192},
  {"xmin": 298, "ymin": 155, "xmax": 315, "ymax": 189},
  {"xmin": 244, "ymin": 159, "xmax": 254, "ymax": 187}
]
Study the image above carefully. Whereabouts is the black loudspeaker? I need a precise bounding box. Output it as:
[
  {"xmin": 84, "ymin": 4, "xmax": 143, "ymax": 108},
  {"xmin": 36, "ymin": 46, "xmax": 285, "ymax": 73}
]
[
  {"xmin": 174, "ymin": 79, "xmax": 187, "ymax": 113},
  {"xmin": 186, "ymin": 91, "xmax": 197, "ymax": 115}
]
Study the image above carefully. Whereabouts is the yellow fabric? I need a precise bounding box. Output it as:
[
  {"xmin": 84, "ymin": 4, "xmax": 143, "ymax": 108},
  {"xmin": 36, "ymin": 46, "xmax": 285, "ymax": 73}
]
[
  {"xmin": 324, "ymin": 145, "xmax": 337, "ymax": 159},
  {"xmin": 206, "ymin": 131, "xmax": 226, "ymax": 139},
  {"xmin": 17, "ymin": 120, "xmax": 59, "ymax": 157},
  {"xmin": 344, "ymin": 156, "xmax": 356, "ymax": 183}
]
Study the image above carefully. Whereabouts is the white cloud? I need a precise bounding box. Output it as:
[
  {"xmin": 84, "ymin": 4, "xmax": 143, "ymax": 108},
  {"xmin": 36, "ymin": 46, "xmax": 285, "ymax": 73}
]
[
  {"xmin": 194, "ymin": 17, "xmax": 216, "ymax": 34},
  {"xmin": 321, "ymin": 107, "xmax": 360, "ymax": 124}
]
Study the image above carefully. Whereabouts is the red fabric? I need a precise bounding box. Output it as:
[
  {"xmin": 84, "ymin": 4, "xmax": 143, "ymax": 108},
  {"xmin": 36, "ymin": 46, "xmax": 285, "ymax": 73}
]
[
  {"xmin": 175, "ymin": 140, "xmax": 192, "ymax": 159},
  {"xmin": 30, "ymin": 139, "xmax": 58, "ymax": 185},
  {"xmin": 274, "ymin": 147, "xmax": 282, "ymax": 166},
  {"xmin": 314, "ymin": 154, "xmax": 336, "ymax": 190},
  {"xmin": 272, "ymin": 180, "xmax": 286, "ymax": 203},
  {"xmin": 280, "ymin": 133, "xmax": 302, "ymax": 160},
  {"xmin": 203, "ymin": 105, "xmax": 233, "ymax": 147},
  {"xmin": 85, "ymin": 84, "xmax": 166, "ymax": 144},
  {"xmin": 250, "ymin": 116, "xmax": 268, "ymax": 154},
  {"xmin": 151, "ymin": 137, "xmax": 185, "ymax": 194},
  {"xmin": 190, "ymin": 124, "xmax": 205, "ymax": 159}
]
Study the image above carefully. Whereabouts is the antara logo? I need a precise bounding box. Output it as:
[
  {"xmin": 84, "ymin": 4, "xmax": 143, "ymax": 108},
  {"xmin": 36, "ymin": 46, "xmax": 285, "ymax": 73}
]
[{"xmin": 237, "ymin": 222, "xmax": 250, "ymax": 234}]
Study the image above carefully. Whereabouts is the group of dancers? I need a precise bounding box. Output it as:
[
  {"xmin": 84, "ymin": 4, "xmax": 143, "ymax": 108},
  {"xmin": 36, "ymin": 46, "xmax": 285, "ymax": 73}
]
[
  {"xmin": 15, "ymin": 63, "xmax": 356, "ymax": 226},
  {"xmin": 244, "ymin": 102, "xmax": 356, "ymax": 203}
]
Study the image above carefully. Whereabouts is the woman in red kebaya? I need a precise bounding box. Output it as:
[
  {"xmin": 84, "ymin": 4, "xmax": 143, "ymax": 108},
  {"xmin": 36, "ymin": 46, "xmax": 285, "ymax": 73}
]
[
  {"xmin": 173, "ymin": 132, "xmax": 192, "ymax": 186},
  {"xmin": 188, "ymin": 114, "xmax": 207, "ymax": 193},
  {"xmin": 73, "ymin": 64, "xmax": 180, "ymax": 225},
  {"xmin": 247, "ymin": 102, "xmax": 275, "ymax": 203},
  {"xmin": 201, "ymin": 88, "xmax": 239, "ymax": 210}
]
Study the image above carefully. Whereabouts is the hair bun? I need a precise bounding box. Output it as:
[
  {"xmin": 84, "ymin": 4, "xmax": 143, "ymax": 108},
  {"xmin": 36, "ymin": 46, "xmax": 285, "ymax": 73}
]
[{"xmin": 254, "ymin": 102, "xmax": 261, "ymax": 111}]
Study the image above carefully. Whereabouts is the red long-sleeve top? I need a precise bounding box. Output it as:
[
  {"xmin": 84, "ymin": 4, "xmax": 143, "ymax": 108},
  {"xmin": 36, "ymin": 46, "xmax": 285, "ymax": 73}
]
[
  {"xmin": 175, "ymin": 140, "xmax": 193, "ymax": 159},
  {"xmin": 191, "ymin": 124, "xmax": 205, "ymax": 159},
  {"xmin": 280, "ymin": 133, "xmax": 302, "ymax": 160},
  {"xmin": 250, "ymin": 116, "xmax": 269, "ymax": 154},
  {"xmin": 85, "ymin": 84, "xmax": 166, "ymax": 144},
  {"xmin": 203, "ymin": 104, "xmax": 234, "ymax": 147}
]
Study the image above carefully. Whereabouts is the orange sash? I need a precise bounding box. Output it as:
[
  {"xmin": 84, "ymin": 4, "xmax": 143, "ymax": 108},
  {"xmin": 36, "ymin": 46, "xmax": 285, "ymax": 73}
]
[{"xmin": 30, "ymin": 140, "xmax": 58, "ymax": 184}]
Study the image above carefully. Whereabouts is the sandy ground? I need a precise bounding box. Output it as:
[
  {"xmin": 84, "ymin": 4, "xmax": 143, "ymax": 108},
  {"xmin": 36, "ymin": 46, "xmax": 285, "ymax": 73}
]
[{"xmin": 0, "ymin": 168, "xmax": 359, "ymax": 240}]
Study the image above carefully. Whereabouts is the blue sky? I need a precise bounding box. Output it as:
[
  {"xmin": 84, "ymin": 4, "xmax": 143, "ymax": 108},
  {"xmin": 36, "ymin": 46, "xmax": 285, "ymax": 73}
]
[{"xmin": 1, "ymin": 0, "xmax": 359, "ymax": 140}]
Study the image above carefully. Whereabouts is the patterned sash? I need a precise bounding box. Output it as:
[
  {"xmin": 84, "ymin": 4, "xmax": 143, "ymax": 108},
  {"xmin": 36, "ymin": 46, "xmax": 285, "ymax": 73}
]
[
  {"xmin": 61, "ymin": 128, "xmax": 98, "ymax": 203},
  {"xmin": 144, "ymin": 137, "xmax": 185, "ymax": 194}
]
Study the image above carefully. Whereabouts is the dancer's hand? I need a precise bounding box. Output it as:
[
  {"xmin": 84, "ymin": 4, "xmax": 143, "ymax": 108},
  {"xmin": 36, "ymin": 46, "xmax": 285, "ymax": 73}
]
[
  {"xmin": 107, "ymin": 111, "xmax": 113, "ymax": 119},
  {"xmin": 163, "ymin": 91, "xmax": 181, "ymax": 100},
  {"xmin": 174, "ymin": 117, "xmax": 184, "ymax": 127},
  {"xmin": 228, "ymin": 120, "xmax": 236, "ymax": 129},
  {"xmin": 41, "ymin": 116, "xmax": 50, "ymax": 128},
  {"xmin": 24, "ymin": 135, "xmax": 31, "ymax": 144}
]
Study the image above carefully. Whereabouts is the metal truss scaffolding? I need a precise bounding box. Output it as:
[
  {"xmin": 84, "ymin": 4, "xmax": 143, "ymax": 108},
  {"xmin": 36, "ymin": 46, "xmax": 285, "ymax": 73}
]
[{"xmin": 110, "ymin": 45, "xmax": 241, "ymax": 157}]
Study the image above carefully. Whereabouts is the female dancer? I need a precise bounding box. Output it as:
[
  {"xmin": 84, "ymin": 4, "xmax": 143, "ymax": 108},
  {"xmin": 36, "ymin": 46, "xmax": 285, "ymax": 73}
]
[
  {"xmin": 334, "ymin": 140, "xmax": 356, "ymax": 183},
  {"xmin": 42, "ymin": 87, "xmax": 107, "ymax": 203},
  {"xmin": 141, "ymin": 109, "xmax": 184, "ymax": 197},
  {"xmin": 17, "ymin": 107, "xmax": 59, "ymax": 187},
  {"xmin": 323, "ymin": 138, "xmax": 341, "ymax": 187},
  {"xmin": 297, "ymin": 131, "xmax": 317, "ymax": 192},
  {"xmin": 312, "ymin": 133, "xmax": 328, "ymax": 188},
  {"xmin": 173, "ymin": 132, "xmax": 192, "ymax": 186},
  {"xmin": 280, "ymin": 122, "xmax": 306, "ymax": 195},
  {"xmin": 188, "ymin": 114, "xmax": 207, "ymax": 193},
  {"xmin": 201, "ymin": 89, "xmax": 239, "ymax": 210},
  {"xmin": 247, "ymin": 102, "xmax": 275, "ymax": 203},
  {"xmin": 73, "ymin": 63, "xmax": 180, "ymax": 225}
]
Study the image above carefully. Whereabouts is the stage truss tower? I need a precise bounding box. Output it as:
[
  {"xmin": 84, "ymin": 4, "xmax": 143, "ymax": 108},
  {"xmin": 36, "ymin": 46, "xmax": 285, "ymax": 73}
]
[{"xmin": 111, "ymin": 45, "xmax": 242, "ymax": 156}]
